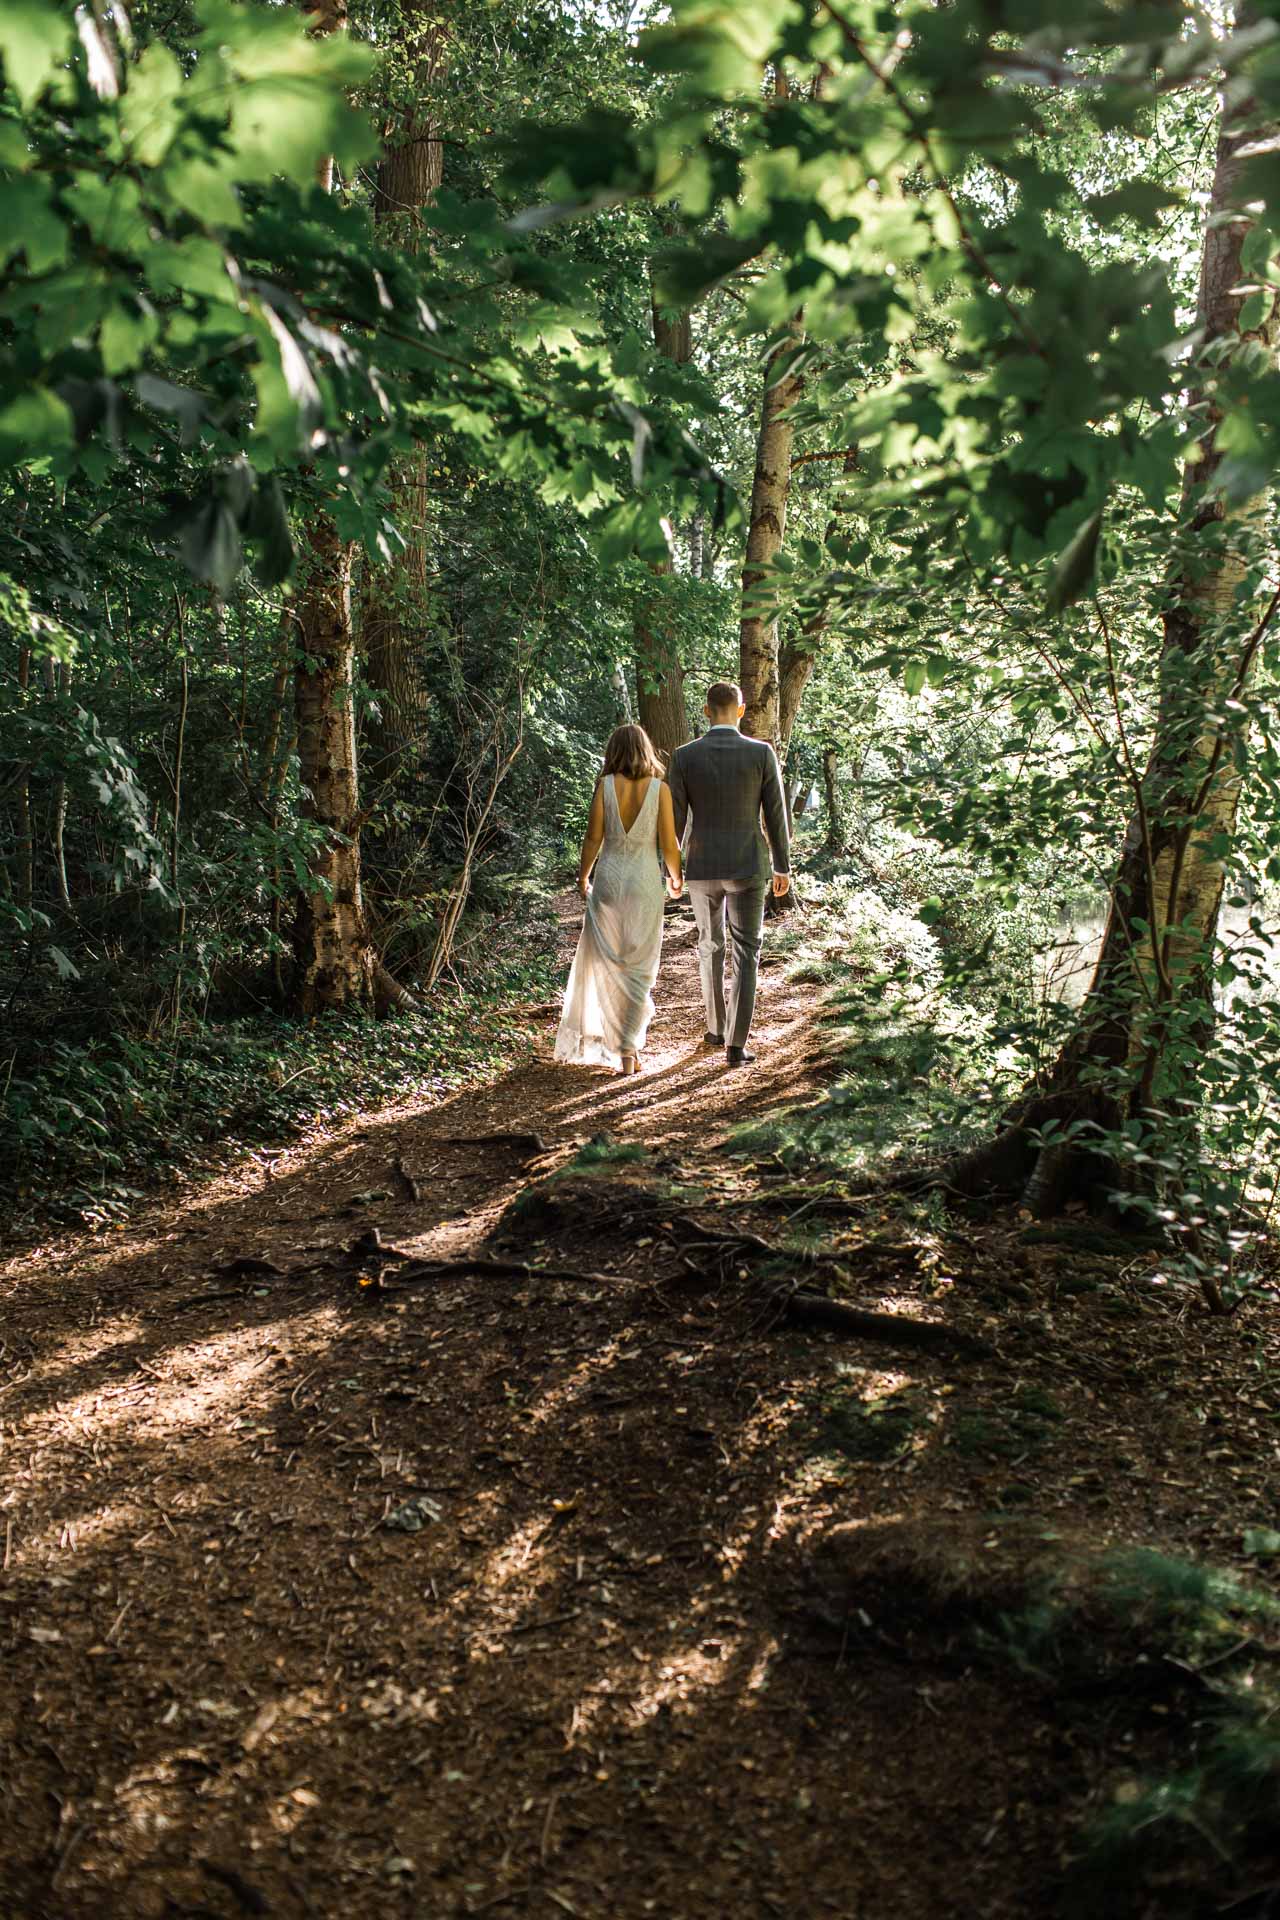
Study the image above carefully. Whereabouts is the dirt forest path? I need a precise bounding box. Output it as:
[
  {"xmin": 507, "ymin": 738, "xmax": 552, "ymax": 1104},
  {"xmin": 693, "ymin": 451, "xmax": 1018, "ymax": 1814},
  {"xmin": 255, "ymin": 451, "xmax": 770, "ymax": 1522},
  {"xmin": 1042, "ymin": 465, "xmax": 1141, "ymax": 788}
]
[{"xmin": 2, "ymin": 895, "xmax": 1275, "ymax": 1920}]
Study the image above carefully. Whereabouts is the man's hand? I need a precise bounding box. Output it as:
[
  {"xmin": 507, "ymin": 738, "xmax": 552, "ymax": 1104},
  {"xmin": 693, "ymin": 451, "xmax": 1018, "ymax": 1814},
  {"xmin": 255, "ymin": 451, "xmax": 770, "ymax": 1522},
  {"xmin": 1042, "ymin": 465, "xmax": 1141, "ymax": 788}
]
[{"xmin": 772, "ymin": 872, "xmax": 791, "ymax": 898}]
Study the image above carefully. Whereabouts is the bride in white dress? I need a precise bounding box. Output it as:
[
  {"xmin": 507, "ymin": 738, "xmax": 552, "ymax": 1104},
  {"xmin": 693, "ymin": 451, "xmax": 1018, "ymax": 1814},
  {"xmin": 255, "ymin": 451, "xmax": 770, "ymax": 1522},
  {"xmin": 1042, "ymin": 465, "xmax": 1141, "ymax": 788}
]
[{"xmin": 554, "ymin": 724, "xmax": 684, "ymax": 1076}]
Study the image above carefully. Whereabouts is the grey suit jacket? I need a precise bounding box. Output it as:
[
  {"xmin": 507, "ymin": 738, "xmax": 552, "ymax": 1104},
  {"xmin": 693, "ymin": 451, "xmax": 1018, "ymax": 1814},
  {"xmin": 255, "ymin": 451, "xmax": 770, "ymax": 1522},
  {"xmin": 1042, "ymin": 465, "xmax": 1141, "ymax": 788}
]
[{"xmin": 668, "ymin": 728, "xmax": 791, "ymax": 885}]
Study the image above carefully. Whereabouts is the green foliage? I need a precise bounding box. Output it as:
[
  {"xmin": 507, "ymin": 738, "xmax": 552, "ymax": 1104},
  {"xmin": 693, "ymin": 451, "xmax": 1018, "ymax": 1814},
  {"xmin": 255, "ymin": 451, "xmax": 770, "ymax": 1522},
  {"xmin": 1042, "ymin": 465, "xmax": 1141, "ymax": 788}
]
[
  {"xmin": 569, "ymin": 1137, "xmax": 650, "ymax": 1170},
  {"xmin": 3, "ymin": 936, "xmax": 556, "ymax": 1233}
]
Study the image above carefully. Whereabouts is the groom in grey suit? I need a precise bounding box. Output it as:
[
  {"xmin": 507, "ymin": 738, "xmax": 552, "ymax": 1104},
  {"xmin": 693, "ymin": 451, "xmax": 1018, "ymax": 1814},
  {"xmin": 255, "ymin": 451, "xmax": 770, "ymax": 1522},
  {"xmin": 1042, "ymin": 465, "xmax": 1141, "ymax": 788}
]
[{"xmin": 668, "ymin": 681, "xmax": 791, "ymax": 1067}]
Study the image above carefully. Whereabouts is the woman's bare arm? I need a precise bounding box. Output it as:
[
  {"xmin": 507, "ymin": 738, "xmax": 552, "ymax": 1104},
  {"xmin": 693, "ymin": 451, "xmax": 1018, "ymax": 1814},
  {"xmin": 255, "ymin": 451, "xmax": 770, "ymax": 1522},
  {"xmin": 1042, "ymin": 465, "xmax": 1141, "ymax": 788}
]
[
  {"xmin": 658, "ymin": 783, "xmax": 683, "ymax": 894},
  {"xmin": 577, "ymin": 782, "xmax": 606, "ymax": 895}
]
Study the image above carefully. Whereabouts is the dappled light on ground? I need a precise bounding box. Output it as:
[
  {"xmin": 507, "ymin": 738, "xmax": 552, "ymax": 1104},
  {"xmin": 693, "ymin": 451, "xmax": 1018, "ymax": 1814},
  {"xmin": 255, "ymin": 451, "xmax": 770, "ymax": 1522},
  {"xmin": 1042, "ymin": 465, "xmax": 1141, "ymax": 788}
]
[{"xmin": 3, "ymin": 896, "xmax": 1278, "ymax": 1918}]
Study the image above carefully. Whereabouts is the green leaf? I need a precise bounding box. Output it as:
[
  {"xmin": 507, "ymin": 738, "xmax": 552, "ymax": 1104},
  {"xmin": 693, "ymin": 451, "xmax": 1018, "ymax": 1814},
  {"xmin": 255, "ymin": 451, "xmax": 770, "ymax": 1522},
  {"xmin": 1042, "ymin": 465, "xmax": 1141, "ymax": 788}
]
[
  {"xmin": 652, "ymin": 233, "xmax": 761, "ymax": 308},
  {"xmin": 1086, "ymin": 181, "xmax": 1183, "ymax": 227},
  {"xmin": 640, "ymin": 1, "xmax": 801, "ymax": 95},
  {"xmin": 1238, "ymin": 288, "xmax": 1271, "ymax": 333},
  {"xmin": 1243, "ymin": 1527, "xmax": 1280, "ymax": 1560},
  {"xmin": 120, "ymin": 41, "xmax": 183, "ymax": 167},
  {"xmin": 245, "ymin": 476, "xmax": 294, "ymax": 586},
  {"xmin": 100, "ymin": 299, "xmax": 159, "ymax": 377},
  {"xmin": 902, "ymin": 658, "xmax": 927, "ymax": 697},
  {"xmin": 0, "ymin": 385, "xmax": 74, "ymax": 466},
  {"xmin": 180, "ymin": 495, "xmax": 241, "ymax": 591},
  {"xmin": 925, "ymin": 655, "xmax": 948, "ymax": 688},
  {"xmin": 250, "ymin": 304, "xmax": 322, "ymax": 452},
  {"xmin": 0, "ymin": 0, "xmax": 74, "ymax": 107},
  {"xmin": 1045, "ymin": 508, "xmax": 1103, "ymax": 614},
  {"xmin": 2, "ymin": 175, "xmax": 68, "ymax": 272}
]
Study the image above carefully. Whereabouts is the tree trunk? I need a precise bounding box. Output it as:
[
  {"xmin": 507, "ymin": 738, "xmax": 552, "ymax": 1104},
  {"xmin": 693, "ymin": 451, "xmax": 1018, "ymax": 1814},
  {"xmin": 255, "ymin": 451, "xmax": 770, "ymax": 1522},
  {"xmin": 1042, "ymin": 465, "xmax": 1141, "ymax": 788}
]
[
  {"xmin": 778, "ymin": 450, "xmax": 859, "ymax": 760},
  {"xmin": 778, "ymin": 636, "xmax": 815, "ymax": 762},
  {"xmin": 739, "ymin": 312, "xmax": 804, "ymax": 751},
  {"xmin": 740, "ymin": 66, "xmax": 819, "ymax": 751},
  {"xmin": 634, "ymin": 274, "xmax": 692, "ymax": 762},
  {"xmin": 360, "ymin": 0, "xmax": 446, "ymax": 785},
  {"xmin": 689, "ymin": 511, "xmax": 704, "ymax": 577},
  {"xmin": 42, "ymin": 655, "xmax": 71, "ymax": 910},
  {"xmin": 15, "ymin": 646, "xmax": 32, "ymax": 909},
  {"xmin": 290, "ymin": 513, "xmax": 377, "ymax": 1013},
  {"xmin": 290, "ymin": 0, "xmax": 375, "ymax": 1014},
  {"xmin": 957, "ymin": 81, "xmax": 1280, "ymax": 1241},
  {"xmin": 822, "ymin": 745, "xmax": 844, "ymax": 853},
  {"xmin": 611, "ymin": 661, "xmax": 634, "ymax": 725}
]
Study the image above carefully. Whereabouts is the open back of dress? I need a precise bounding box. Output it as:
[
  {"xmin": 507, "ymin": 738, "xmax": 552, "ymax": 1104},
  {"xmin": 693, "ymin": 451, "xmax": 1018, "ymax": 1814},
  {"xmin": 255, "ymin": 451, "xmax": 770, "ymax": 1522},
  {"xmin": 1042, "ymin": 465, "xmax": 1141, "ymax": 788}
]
[{"xmin": 554, "ymin": 776, "xmax": 665, "ymax": 1068}]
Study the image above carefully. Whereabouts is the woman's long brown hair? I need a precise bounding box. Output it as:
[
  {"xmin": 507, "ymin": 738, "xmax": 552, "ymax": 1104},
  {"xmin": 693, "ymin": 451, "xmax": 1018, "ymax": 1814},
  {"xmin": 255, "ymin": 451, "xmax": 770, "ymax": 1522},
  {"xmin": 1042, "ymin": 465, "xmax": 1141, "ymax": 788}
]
[{"xmin": 601, "ymin": 723, "xmax": 665, "ymax": 781}]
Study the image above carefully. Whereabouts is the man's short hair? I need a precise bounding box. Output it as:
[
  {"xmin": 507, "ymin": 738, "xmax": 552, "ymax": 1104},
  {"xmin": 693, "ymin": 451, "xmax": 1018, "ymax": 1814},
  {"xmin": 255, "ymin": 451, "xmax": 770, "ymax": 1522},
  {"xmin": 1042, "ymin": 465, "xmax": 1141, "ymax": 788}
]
[{"xmin": 706, "ymin": 681, "xmax": 743, "ymax": 714}]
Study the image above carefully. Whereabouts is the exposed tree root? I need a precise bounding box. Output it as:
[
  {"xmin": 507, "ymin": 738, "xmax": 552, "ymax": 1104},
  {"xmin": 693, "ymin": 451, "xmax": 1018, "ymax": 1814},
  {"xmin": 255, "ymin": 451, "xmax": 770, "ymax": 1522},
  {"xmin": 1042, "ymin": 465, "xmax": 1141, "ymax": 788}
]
[
  {"xmin": 665, "ymin": 1210, "xmax": 990, "ymax": 1357},
  {"xmin": 373, "ymin": 959, "xmax": 418, "ymax": 1016},
  {"xmin": 766, "ymin": 1285, "xmax": 992, "ymax": 1357},
  {"xmin": 423, "ymin": 1131, "xmax": 553, "ymax": 1156}
]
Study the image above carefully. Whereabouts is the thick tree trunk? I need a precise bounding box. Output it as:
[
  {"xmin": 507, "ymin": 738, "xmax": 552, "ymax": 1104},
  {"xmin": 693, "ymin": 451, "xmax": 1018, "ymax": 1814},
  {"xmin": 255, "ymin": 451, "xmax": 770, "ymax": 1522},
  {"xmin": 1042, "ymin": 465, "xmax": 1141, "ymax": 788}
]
[
  {"xmin": 290, "ymin": 513, "xmax": 377, "ymax": 1013},
  {"xmin": 778, "ymin": 636, "xmax": 815, "ymax": 761},
  {"xmin": 960, "ymin": 85, "xmax": 1280, "ymax": 1242},
  {"xmin": 739, "ymin": 313, "xmax": 804, "ymax": 750},
  {"xmin": 360, "ymin": 0, "xmax": 446, "ymax": 785},
  {"xmin": 740, "ymin": 66, "xmax": 822, "ymax": 751},
  {"xmin": 634, "ymin": 278, "xmax": 692, "ymax": 762}
]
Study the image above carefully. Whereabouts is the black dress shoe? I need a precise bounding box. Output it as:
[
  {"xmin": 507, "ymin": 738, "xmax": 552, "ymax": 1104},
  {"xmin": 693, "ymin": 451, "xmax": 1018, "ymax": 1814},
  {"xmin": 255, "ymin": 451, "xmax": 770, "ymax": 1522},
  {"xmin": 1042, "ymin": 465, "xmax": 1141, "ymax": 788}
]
[
  {"xmin": 725, "ymin": 1046, "xmax": 756, "ymax": 1067},
  {"xmin": 703, "ymin": 1031, "xmax": 724, "ymax": 1047}
]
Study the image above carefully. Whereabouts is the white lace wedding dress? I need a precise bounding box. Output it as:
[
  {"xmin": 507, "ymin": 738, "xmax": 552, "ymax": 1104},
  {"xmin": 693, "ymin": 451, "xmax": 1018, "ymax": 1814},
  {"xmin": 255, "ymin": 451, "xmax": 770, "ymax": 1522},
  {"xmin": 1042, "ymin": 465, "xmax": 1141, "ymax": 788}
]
[{"xmin": 554, "ymin": 774, "xmax": 665, "ymax": 1068}]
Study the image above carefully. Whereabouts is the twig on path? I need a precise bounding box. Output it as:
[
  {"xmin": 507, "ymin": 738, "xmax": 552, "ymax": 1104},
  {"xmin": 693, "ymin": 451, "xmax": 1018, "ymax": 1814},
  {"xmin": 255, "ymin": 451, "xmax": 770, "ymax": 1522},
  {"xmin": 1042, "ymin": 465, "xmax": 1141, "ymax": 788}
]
[
  {"xmin": 105, "ymin": 1598, "xmax": 132, "ymax": 1644},
  {"xmin": 507, "ymin": 1610, "xmax": 580, "ymax": 1638},
  {"xmin": 541, "ymin": 1791, "xmax": 560, "ymax": 1864},
  {"xmin": 474, "ymin": 1887, "xmax": 533, "ymax": 1915},
  {"xmin": 170, "ymin": 1287, "xmax": 257, "ymax": 1311},
  {"xmin": 393, "ymin": 1155, "xmax": 425, "ymax": 1203}
]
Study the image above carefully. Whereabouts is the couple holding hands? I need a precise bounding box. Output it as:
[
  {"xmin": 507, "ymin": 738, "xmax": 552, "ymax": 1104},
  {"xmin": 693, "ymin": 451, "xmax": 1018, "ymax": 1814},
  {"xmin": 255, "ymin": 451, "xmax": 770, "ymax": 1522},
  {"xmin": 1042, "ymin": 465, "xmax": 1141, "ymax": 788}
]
[{"xmin": 554, "ymin": 680, "xmax": 791, "ymax": 1077}]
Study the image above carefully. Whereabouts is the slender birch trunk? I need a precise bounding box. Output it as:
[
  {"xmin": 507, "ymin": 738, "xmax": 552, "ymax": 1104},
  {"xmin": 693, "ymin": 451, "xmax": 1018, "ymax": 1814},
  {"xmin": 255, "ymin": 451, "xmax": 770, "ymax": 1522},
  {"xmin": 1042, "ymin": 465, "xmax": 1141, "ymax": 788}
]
[
  {"xmin": 291, "ymin": 516, "xmax": 377, "ymax": 1012},
  {"xmin": 15, "ymin": 646, "xmax": 32, "ymax": 909},
  {"xmin": 290, "ymin": 0, "xmax": 376, "ymax": 1013},
  {"xmin": 42, "ymin": 655, "xmax": 71, "ymax": 910},
  {"xmin": 739, "ymin": 309, "xmax": 804, "ymax": 751},
  {"xmin": 822, "ymin": 745, "xmax": 844, "ymax": 853}
]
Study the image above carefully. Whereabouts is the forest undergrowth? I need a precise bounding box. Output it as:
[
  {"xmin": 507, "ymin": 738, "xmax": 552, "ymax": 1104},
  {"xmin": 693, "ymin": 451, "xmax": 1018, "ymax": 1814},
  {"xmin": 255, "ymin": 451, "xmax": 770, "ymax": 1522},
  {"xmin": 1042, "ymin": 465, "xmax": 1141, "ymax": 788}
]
[{"xmin": 3, "ymin": 881, "xmax": 1279, "ymax": 1920}]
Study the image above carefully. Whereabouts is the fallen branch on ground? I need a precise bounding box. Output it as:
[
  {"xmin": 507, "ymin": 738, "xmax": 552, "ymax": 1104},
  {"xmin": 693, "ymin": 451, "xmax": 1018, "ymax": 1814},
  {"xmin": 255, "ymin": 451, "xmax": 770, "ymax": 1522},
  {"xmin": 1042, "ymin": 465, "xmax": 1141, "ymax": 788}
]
[
  {"xmin": 420, "ymin": 1131, "xmax": 553, "ymax": 1156},
  {"xmin": 666, "ymin": 1210, "xmax": 991, "ymax": 1357},
  {"xmin": 767, "ymin": 1285, "xmax": 993, "ymax": 1357}
]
